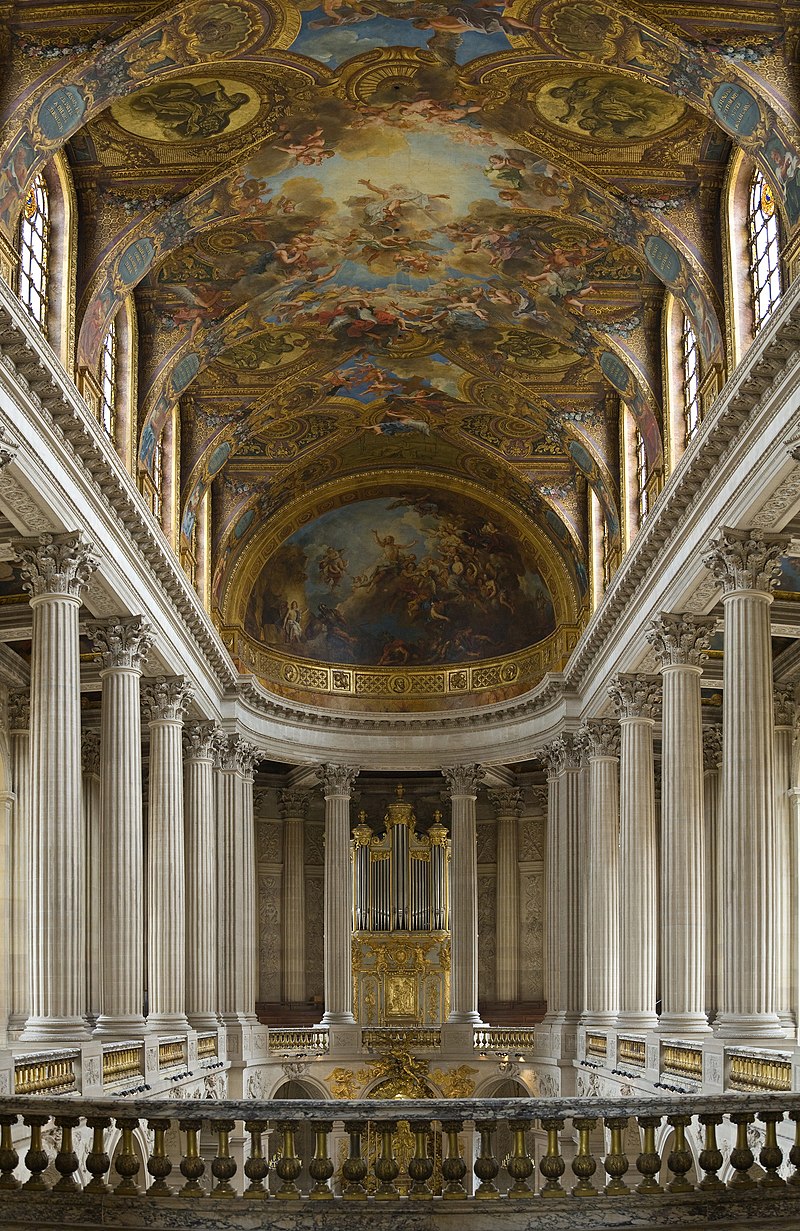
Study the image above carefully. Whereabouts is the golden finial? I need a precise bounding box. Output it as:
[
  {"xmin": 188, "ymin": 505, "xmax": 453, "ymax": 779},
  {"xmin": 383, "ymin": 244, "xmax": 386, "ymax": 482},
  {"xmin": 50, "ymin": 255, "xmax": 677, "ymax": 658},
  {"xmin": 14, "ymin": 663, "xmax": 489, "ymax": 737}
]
[
  {"xmin": 395, "ymin": 783, "xmax": 404, "ymax": 798},
  {"xmin": 358, "ymin": 809, "xmax": 368, "ymax": 823},
  {"xmin": 433, "ymin": 809, "xmax": 442, "ymax": 823}
]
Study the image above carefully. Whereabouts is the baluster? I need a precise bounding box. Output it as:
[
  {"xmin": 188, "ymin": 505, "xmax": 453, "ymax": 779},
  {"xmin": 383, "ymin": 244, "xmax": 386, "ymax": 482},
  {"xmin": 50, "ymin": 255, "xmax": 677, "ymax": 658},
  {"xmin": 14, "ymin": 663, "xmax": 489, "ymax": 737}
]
[
  {"xmin": 474, "ymin": 1120, "xmax": 500, "ymax": 1199},
  {"xmin": 665, "ymin": 1115, "xmax": 693, "ymax": 1193},
  {"xmin": 572, "ymin": 1116, "xmax": 598, "ymax": 1196},
  {"xmin": 374, "ymin": 1120, "xmax": 400, "ymax": 1199},
  {"xmin": 0, "ymin": 1115, "xmax": 19, "ymax": 1191},
  {"xmin": 603, "ymin": 1117, "xmax": 630, "ymax": 1195},
  {"xmin": 506, "ymin": 1118, "xmax": 534, "ymax": 1198},
  {"xmin": 308, "ymin": 1121, "xmax": 334, "ymax": 1200},
  {"xmin": 788, "ymin": 1112, "xmax": 800, "ymax": 1188},
  {"xmin": 728, "ymin": 1113, "xmax": 756, "ymax": 1189},
  {"xmin": 539, "ymin": 1117, "xmax": 566, "ymax": 1197},
  {"xmin": 758, "ymin": 1111, "xmax": 785, "ymax": 1189},
  {"xmin": 243, "ymin": 1120, "xmax": 269, "ymax": 1198},
  {"xmin": 178, "ymin": 1120, "xmax": 206, "ymax": 1197},
  {"xmin": 54, "ymin": 1116, "xmax": 81, "ymax": 1192},
  {"xmin": 146, "ymin": 1118, "xmax": 173, "ymax": 1195},
  {"xmin": 210, "ymin": 1120, "xmax": 237, "ymax": 1197},
  {"xmin": 697, "ymin": 1114, "xmax": 724, "ymax": 1191},
  {"xmin": 441, "ymin": 1119, "xmax": 467, "ymax": 1200},
  {"xmin": 342, "ymin": 1120, "xmax": 368, "ymax": 1199},
  {"xmin": 22, "ymin": 1115, "xmax": 50, "ymax": 1192},
  {"xmin": 114, "ymin": 1117, "xmax": 141, "ymax": 1196},
  {"xmin": 407, "ymin": 1120, "xmax": 433, "ymax": 1199},
  {"xmin": 85, "ymin": 1117, "xmax": 112, "ymax": 1195},
  {"xmin": 274, "ymin": 1121, "xmax": 302, "ymax": 1199},
  {"xmin": 635, "ymin": 1116, "xmax": 662, "ymax": 1194}
]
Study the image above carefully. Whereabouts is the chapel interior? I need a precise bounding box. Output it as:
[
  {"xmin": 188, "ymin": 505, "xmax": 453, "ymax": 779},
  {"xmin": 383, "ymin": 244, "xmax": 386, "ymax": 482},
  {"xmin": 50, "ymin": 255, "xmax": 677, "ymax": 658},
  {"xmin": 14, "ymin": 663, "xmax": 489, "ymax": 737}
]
[{"xmin": 0, "ymin": 0, "xmax": 799, "ymax": 1222}]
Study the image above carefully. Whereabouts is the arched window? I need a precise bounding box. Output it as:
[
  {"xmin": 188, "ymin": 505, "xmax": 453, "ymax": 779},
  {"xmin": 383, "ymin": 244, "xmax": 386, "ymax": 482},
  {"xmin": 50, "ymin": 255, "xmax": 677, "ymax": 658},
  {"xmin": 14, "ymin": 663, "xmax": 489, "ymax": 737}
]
[
  {"xmin": 99, "ymin": 317, "xmax": 117, "ymax": 439},
  {"xmin": 18, "ymin": 174, "xmax": 49, "ymax": 330},
  {"xmin": 681, "ymin": 316, "xmax": 701, "ymax": 445},
  {"xmin": 635, "ymin": 428, "xmax": 649, "ymax": 522},
  {"xmin": 748, "ymin": 168, "xmax": 782, "ymax": 331}
]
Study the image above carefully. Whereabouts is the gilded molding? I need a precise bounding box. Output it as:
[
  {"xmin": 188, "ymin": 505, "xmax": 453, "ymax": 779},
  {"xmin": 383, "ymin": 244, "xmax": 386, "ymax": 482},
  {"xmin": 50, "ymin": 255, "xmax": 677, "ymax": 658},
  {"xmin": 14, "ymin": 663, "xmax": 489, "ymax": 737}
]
[
  {"xmin": 89, "ymin": 616, "xmax": 154, "ymax": 672},
  {"xmin": 182, "ymin": 720, "xmax": 219, "ymax": 761},
  {"xmin": 703, "ymin": 526, "xmax": 788, "ymax": 595},
  {"xmin": 13, "ymin": 530, "xmax": 99, "ymax": 601},
  {"xmin": 702, "ymin": 725, "xmax": 723, "ymax": 771},
  {"xmin": 316, "ymin": 763, "xmax": 360, "ymax": 797},
  {"xmin": 487, "ymin": 786, "xmax": 524, "ymax": 818},
  {"xmin": 141, "ymin": 675, "xmax": 193, "ymax": 723},
  {"xmin": 442, "ymin": 764, "xmax": 485, "ymax": 798},
  {"xmin": 608, "ymin": 673, "xmax": 661, "ymax": 720},
  {"xmin": 279, "ymin": 788, "xmax": 312, "ymax": 820},
  {"xmin": 646, "ymin": 612, "xmax": 716, "ymax": 668}
]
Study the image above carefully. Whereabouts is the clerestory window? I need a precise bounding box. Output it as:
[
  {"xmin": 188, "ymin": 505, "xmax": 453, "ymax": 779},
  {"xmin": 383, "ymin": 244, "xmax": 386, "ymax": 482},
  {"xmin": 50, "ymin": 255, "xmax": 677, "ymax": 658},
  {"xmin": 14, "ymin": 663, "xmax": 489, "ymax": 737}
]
[
  {"xmin": 748, "ymin": 169, "xmax": 782, "ymax": 331},
  {"xmin": 18, "ymin": 174, "xmax": 49, "ymax": 331}
]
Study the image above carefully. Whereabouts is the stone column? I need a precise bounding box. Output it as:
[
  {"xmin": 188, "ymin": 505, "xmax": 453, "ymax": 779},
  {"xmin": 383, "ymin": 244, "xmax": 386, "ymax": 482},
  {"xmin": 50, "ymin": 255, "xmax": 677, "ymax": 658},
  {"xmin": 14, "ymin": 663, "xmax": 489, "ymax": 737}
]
[
  {"xmin": 81, "ymin": 730, "xmax": 101, "ymax": 1027},
  {"xmin": 183, "ymin": 722, "xmax": 220, "ymax": 1030},
  {"xmin": 14, "ymin": 531, "xmax": 99, "ymax": 1041},
  {"xmin": 705, "ymin": 526, "xmax": 788, "ymax": 1037},
  {"xmin": 280, "ymin": 788, "xmax": 312, "ymax": 1006},
  {"xmin": 216, "ymin": 735, "xmax": 260, "ymax": 1027},
  {"xmin": 773, "ymin": 692, "xmax": 795, "ymax": 1033},
  {"xmin": 647, "ymin": 611, "xmax": 715, "ymax": 1034},
  {"xmin": 608, "ymin": 674, "xmax": 660, "ymax": 1030},
  {"xmin": 142, "ymin": 676, "xmax": 193, "ymax": 1035},
  {"xmin": 7, "ymin": 691, "xmax": 30, "ymax": 1037},
  {"xmin": 90, "ymin": 618, "xmax": 153, "ymax": 1038},
  {"xmin": 542, "ymin": 735, "xmax": 583, "ymax": 1023},
  {"xmin": 239, "ymin": 743, "xmax": 260, "ymax": 1021},
  {"xmin": 443, "ymin": 764, "xmax": 485, "ymax": 1025},
  {"xmin": 316, "ymin": 764, "xmax": 359, "ymax": 1026},
  {"xmin": 702, "ymin": 726, "xmax": 723, "ymax": 1024},
  {"xmin": 488, "ymin": 787, "xmax": 524, "ymax": 1005},
  {"xmin": 579, "ymin": 721, "xmax": 620, "ymax": 1025}
]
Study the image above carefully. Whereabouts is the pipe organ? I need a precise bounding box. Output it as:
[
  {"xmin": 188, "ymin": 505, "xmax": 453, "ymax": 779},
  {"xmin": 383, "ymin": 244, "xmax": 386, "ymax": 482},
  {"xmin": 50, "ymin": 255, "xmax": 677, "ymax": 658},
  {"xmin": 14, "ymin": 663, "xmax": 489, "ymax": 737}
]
[{"xmin": 351, "ymin": 786, "xmax": 451, "ymax": 1026}]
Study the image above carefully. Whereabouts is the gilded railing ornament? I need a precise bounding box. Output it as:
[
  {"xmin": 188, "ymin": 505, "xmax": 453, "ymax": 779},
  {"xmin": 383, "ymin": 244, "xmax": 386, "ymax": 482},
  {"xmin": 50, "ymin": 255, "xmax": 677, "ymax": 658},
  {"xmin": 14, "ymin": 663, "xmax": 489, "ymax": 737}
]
[
  {"xmin": 646, "ymin": 612, "xmax": 716, "ymax": 667},
  {"xmin": 703, "ymin": 526, "xmax": 788, "ymax": 594},
  {"xmin": 13, "ymin": 531, "xmax": 99, "ymax": 600}
]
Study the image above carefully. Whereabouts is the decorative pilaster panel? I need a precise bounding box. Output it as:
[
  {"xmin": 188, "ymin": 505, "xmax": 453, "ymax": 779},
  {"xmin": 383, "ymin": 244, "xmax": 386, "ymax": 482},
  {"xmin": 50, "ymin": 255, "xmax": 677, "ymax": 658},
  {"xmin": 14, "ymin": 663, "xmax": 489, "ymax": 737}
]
[
  {"xmin": 142, "ymin": 676, "xmax": 192, "ymax": 1034},
  {"xmin": 579, "ymin": 721, "xmax": 620, "ymax": 1025},
  {"xmin": 702, "ymin": 725, "xmax": 723, "ymax": 1024},
  {"xmin": 183, "ymin": 722, "xmax": 219, "ymax": 1030},
  {"xmin": 443, "ymin": 764, "xmax": 485, "ymax": 1024},
  {"xmin": 647, "ymin": 612, "xmax": 715, "ymax": 1035},
  {"xmin": 14, "ymin": 532, "xmax": 99, "ymax": 1041},
  {"xmin": 704, "ymin": 527, "xmax": 788, "ymax": 1038},
  {"xmin": 279, "ymin": 788, "xmax": 312, "ymax": 1005},
  {"xmin": 316, "ymin": 764, "xmax": 359, "ymax": 1025},
  {"xmin": 609, "ymin": 674, "xmax": 660, "ymax": 1030},
  {"xmin": 7, "ymin": 691, "xmax": 30, "ymax": 1037},
  {"xmin": 488, "ymin": 787, "xmax": 523, "ymax": 1004}
]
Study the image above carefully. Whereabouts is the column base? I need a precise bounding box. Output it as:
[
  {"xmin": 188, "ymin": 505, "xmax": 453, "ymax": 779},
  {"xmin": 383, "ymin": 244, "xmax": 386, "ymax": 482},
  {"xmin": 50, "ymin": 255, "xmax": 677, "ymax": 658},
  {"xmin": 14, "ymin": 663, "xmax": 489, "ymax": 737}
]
[
  {"xmin": 616, "ymin": 1012, "xmax": 659, "ymax": 1031},
  {"xmin": 713, "ymin": 1011, "xmax": 784, "ymax": 1039},
  {"xmin": 657, "ymin": 1012, "xmax": 711, "ymax": 1035},
  {"xmin": 778, "ymin": 1010, "xmax": 796, "ymax": 1036},
  {"xmin": 146, "ymin": 1013, "xmax": 190, "ymax": 1035},
  {"xmin": 446, "ymin": 1011, "xmax": 483, "ymax": 1025},
  {"xmin": 188, "ymin": 1013, "xmax": 222, "ymax": 1031},
  {"xmin": 320, "ymin": 1011, "xmax": 356, "ymax": 1026},
  {"xmin": 580, "ymin": 1011, "xmax": 617, "ymax": 1027},
  {"xmin": 93, "ymin": 1014, "xmax": 147, "ymax": 1040},
  {"xmin": 19, "ymin": 1016, "xmax": 93, "ymax": 1043},
  {"xmin": 6, "ymin": 1014, "xmax": 27, "ymax": 1040}
]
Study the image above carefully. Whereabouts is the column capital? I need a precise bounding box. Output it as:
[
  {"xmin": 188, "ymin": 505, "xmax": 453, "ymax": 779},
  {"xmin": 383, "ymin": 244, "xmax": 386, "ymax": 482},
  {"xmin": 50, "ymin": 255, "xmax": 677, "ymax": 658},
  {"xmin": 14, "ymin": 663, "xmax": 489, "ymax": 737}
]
[
  {"xmin": 0, "ymin": 423, "xmax": 19, "ymax": 471},
  {"xmin": 13, "ymin": 531, "xmax": 99, "ymax": 601},
  {"xmin": 90, "ymin": 616, "xmax": 154, "ymax": 672},
  {"xmin": 81, "ymin": 729, "xmax": 100, "ymax": 776},
  {"xmin": 279, "ymin": 788, "xmax": 313, "ymax": 820},
  {"xmin": 578, "ymin": 719, "xmax": 620, "ymax": 760},
  {"xmin": 646, "ymin": 612, "xmax": 716, "ymax": 667},
  {"xmin": 215, "ymin": 732, "xmax": 260, "ymax": 778},
  {"xmin": 487, "ymin": 786, "xmax": 524, "ymax": 818},
  {"xmin": 182, "ymin": 721, "xmax": 219, "ymax": 762},
  {"xmin": 608, "ymin": 673, "xmax": 661, "ymax": 720},
  {"xmin": 703, "ymin": 526, "xmax": 788, "ymax": 595},
  {"xmin": 541, "ymin": 732, "xmax": 582, "ymax": 777},
  {"xmin": 7, "ymin": 689, "xmax": 29, "ymax": 732},
  {"xmin": 774, "ymin": 689, "xmax": 796, "ymax": 730},
  {"xmin": 141, "ymin": 676, "xmax": 193, "ymax": 723},
  {"xmin": 316, "ymin": 764, "xmax": 360, "ymax": 797},
  {"xmin": 702, "ymin": 725, "xmax": 723, "ymax": 772},
  {"xmin": 442, "ymin": 764, "xmax": 485, "ymax": 798}
]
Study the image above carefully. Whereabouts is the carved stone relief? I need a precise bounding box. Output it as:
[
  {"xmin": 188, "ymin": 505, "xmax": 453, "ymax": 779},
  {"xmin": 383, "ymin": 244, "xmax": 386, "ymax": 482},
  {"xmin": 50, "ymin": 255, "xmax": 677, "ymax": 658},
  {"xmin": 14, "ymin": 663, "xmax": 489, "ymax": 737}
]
[
  {"xmin": 258, "ymin": 872, "xmax": 281, "ymax": 1002},
  {"xmin": 304, "ymin": 871, "xmax": 324, "ymax": 1002},
  {"xmin": 519, "ymin": 870, "xmax": 544, "ymax": 1002},
  {"xmin": 256, "ymin": 820, "xmax": 282, "ymax": 865},
  {"xmin": 477, "ymin": 872, "xmax": 496, "ymax": 1002}
]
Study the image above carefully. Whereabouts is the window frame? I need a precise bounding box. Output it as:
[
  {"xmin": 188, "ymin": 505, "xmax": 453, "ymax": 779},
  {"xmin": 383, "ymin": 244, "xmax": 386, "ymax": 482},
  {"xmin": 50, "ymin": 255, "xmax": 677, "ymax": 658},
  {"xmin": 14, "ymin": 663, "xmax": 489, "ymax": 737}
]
[
  {"xmin": 748, "ymin": 168, "xmax": 782, "ymax": 332},
  {"xmin": 681, "ymin": 314, "xmax": 701, "ymax": 446},
  {"xmin": 99, "ymin": 316, "xmax": 117, "ymax": 441},
  {"xmin": 18, "ymin": 173, "xmax": 49, "ymax": 331}
]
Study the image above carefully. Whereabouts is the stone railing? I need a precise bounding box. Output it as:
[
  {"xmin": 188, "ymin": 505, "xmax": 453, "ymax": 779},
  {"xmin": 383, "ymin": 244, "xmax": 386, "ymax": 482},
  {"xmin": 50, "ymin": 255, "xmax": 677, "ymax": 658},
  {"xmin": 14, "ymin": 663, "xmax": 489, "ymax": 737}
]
[
  {"xmin": 12, "ymin": 1053, "xmax": 78, "ymax": 1096},
  {"xmin": 157, "ymin": 1040, "xmax": 186, "ymax": 1070},
  {"xmin": 195, "ymin": 1034, "xmax": 218, "ymax": 1060},
  {"xmin": 101, "ymin": 1044, "xmax": 143, "ymax": 1087},
  {"xmin": 473, "ymin": 1027, "xmax": 537, "ymax": 1053},
  {"xmin": 267, "ymin": 1028, "xmax": 330, "ymax": 1054},
  {"xmin": 0, "ymin": 1093, "xmax": 799, "ymax": 1227},
  {"xmin": 661, "ymin": 1043, "xmax": 704, "ymax": 1084}
]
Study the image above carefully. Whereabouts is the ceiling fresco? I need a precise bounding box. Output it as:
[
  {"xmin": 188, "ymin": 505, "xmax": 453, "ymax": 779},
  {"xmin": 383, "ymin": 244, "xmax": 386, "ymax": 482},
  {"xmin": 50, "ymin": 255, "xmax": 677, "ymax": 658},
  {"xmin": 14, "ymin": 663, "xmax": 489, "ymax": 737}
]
[{"xmin": 1, "ymin": 0, "xmax": 797, "ymax": 707}]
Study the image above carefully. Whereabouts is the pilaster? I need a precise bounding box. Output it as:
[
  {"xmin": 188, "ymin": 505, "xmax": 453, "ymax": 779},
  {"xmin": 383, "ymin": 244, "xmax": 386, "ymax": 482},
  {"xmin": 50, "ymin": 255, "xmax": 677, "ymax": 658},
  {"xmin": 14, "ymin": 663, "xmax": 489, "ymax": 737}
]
[
  {"xmin": 316, "ymin": 764, "xmax": 359, "ymax": 1026},
  {"xmin": 443, "ymin": 764, "xmax": 484, "ymax": 1025}
]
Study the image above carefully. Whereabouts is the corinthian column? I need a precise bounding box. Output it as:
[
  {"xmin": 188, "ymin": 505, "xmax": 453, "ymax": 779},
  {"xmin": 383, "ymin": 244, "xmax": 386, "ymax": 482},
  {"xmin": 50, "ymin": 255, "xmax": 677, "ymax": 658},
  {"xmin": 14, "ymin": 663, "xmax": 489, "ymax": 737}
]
[
  {"xmin": 183, "ymin": 722, "xmax": 220, "ymax": 1030},
  {"xmin": 316, "ymin": 765, "xmax": 359, "ymax": 1025},
  {"xmin": 608, "ymin": 674, "xmax": 660, "ymax": 1030},
  {"xmin": 142, "ymin": 676, "xmax": 192, "ymax": 1034},
  {"xmin": 702, "ymin": 726, "xmax": 723, "ymax": 1024},
  {"xmin": 215, "ymin": 734, "xmax": 260, "ymax": 1026},
  {"xmin": 647, "ymin": 611, "xmax": 715, "ymax": 1034},
  {"xmin": 14, "ymin": 531, "xmax": 99, "ymax": 1041},
  {"xmin": 81, "ymin": 731, "xmax": 101, "ymax": 1026},
  {"xmin": 7, "ymin": 691, "xmax": 30, "ymax": 1038},
  {"xmin": 488, "ymin": 787, "xmax": 524, "ymax": 1005},
  {"xmin": 773, "ymin": 691, "xmax": 795, "ymax": 1033},
  {"xmin": 542, "ymin": 735, "xmax": 583, "ymax": 1023},
  {"xmin": 443, "ymin": 764, "xmax": 485, "ymax": 1024},
  {"xmin": 280, "ymin": 788, "xmax": 311, "ymax": 1006},
  {"xmin": 579, "ymin": 721, "xmax": 620, "ymax": 1024},
  {"xmin": 705, "ymin": 527, "xmax": 788, "ymax": 1037}
]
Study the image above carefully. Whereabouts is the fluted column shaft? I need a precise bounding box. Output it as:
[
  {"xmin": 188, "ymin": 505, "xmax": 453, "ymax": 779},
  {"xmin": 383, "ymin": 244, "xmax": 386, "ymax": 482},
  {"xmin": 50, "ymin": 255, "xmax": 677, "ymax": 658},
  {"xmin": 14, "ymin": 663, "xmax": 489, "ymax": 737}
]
[
  {"xmin": 184, "ymin": 724, "xmax": 219, "ymax": 1029},
  {"xmin": 489, "ymin": 788, "xmax": 523, "ymax": 1004},
  {"xmin": 15, "ymin": 532, "xmax": 98, "ymax": 1041},
  {"xmin": 318, "ymin": 765, "xmax": 359, "ymax": 1025},
  {"xmin": 542, "ymin": 735, "xmax": 583, "ymax": 1021},
  {"xmin": 8, "ymin": 693, "xmax": 30, "ymax": 1037},
  {"xmin": 215, "ymin": 735, "xmax": 259, "ymax": 1025},
  {"xmin": 581, "ymin": 724, "xmax": 620, "ymax": 1024},
  {"xmin": 702, "ymin": 727, "xmax": 722, "ymax": 1023},
  {"xmin": 143, "ymin": 677, "xmax": 192, "ymax": 1034},
  {"xmin": 543, "ymin": 763, "xmax": 559, "ymax": 1017},
  {"xmin": 705, "ymin": 527, "xmax": 787, "ymax": 1037},
  {"xmin": 773, "ymin": 694, "xmax": 794, "ymax": 1032},
  {"xmin": 610, "ymin": 675, "xmax": 660, "ymax": 1029},
  {"xmin": 280, "ymin": 790, "xmax": 310, "ymax": 1006},
  {"xmin": 444, "ymin": 765, "xmax": 484, "ymax": 1024},
  {"xmin": 239, "ymin": 755, "xmax": 258, "ymax": 1017},
  {"xmin": 81, "ymin": 732, "xmax": 101, "ymax": 1026}
]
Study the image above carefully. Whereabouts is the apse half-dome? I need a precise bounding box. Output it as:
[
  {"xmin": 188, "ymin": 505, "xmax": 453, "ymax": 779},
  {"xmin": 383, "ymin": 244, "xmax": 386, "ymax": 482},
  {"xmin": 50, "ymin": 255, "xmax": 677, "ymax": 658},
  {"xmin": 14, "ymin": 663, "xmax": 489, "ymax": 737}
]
[{"xmin": 220, "ymin": 476, "xmax": 584, "ymax": 711}]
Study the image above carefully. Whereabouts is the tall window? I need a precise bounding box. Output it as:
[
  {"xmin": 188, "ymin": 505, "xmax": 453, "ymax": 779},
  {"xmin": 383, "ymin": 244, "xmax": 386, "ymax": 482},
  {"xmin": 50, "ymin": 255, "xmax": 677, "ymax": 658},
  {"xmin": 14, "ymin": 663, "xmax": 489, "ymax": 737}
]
[
  {"xmin": 748, "ymin": 169, "xmax": 782, "ymax": 330},
  {"xmin": 18, "ymin": 174, "xmax": 49, "ymax": 330},
  {"xmin": 681, "ymin": 315, "xmax": 700, "ymax": 445},
  {"xmin": 99, "ymin": 318, "xmax": 117, "ymax": 439},
  {"xmin": 635, "ymin": 427, "xmax": 649, "ymax": 522},
  {"xmin": 152, "ymin": 431, "xmax": 163, "ymax": 514}
]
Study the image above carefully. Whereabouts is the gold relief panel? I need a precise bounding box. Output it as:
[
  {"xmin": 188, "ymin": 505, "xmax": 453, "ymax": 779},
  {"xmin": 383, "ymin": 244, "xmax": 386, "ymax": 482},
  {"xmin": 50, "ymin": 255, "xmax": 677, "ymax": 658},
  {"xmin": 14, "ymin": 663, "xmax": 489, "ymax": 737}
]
[{"xmin": 385, "ymin": 974, "xmax": 418, "ymax": 1021}]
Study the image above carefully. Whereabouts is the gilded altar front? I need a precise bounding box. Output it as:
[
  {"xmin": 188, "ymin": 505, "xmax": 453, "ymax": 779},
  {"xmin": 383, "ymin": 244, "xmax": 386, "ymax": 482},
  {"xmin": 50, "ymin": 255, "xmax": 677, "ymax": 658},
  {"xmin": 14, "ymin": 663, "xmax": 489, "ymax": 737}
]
[{"xmin": 353, "ymin": 931, "xmax": 450, "ymax": 1027}]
